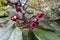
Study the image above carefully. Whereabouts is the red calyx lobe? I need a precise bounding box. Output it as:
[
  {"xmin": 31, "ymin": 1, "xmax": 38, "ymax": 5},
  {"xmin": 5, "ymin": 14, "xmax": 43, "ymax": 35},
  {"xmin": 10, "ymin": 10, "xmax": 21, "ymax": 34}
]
[
  {"xmin": 11, "ymin": 14, "xmax": 19, "ymax": 21},
  {"xmin": 16, "ymin": 7, "xmax": 21, "ymax": 12},
  {"xmin": 29, "ymin": 21, "xmax": 39, "ymax": 27},
  {"xmin": 36, "ymin": 11, "xmax": 44, "ymax": 18}
]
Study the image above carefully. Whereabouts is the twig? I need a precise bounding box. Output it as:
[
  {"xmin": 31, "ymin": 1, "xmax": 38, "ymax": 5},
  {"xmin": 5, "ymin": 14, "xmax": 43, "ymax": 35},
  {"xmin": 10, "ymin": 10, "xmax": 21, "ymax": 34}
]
[{"xmin": 23, "ymin": 0, "xmax": 29, "ymax": 7}]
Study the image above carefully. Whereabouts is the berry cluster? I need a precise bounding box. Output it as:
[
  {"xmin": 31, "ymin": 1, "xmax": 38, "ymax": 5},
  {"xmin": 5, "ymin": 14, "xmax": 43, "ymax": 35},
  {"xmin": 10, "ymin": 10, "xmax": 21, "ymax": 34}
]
[
  {"xmin": 29, "ymin": 12, "xmax": 44, "ymax": 27},
  {"xmin": 9, "ymin": 0, "xmax": 44, "ymax": 28}
]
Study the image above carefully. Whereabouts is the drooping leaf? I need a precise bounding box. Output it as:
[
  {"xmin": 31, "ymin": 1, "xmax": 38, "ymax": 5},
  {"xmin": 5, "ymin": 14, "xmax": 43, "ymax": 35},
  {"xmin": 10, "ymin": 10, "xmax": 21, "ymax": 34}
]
[
  {"xmin": 22, "ymin": 29, "xmax": 28, "ymax": 40},
  {"xmin": 0, "ymin": 27, "xmax": 14, "ymax": 40},
  {"xmin": 33, "ymin": 28, "xmax": 46, "ymax": 40},
  {"xmin": 38, "ymin": 20, "xmax": 54, "ymax": 30},
  {"xmin": 5, "ymin": 20, "xmax": 14, "ymax": 27},
  {"xmin": 0, "ymin": 20, "xmax": 22, "ymax": 40},
  {"xmin": 8, "ymin": 27, "xmax": 22, "ymax": 40},
  {"xmin": 50, "ymin": 23, "xmax": 60, "ymax": 36},
  {"xmin": 50, "ymin": 23, "xmax": 60, "ymax": 32},
  {"xmin": 0, "ymin": 20, "xmax": 15, "ymax": 40},
  {"xmin": 22, "ymin": 29, "xmax": 38, "ymax": 40},
  {"xmin": 0, "ymin": 20, "xmax": 15, "ymax": 38},
  {"xmin": 28, "ymin": 30, "xmax": 38, "ymax": 40},
  {"xmin": 33, "ymin": 28, "xmax": 60, "ymax": 40}
]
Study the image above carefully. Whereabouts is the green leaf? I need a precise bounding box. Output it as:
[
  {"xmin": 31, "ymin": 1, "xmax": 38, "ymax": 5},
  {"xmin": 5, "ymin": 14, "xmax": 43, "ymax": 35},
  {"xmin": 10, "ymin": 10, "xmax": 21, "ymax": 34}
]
[
  {"xmin": 33, "ymin": 28, "xmax": 46, "ymax": 40},
  {"xmin": 8, "ymin": 9, "xmax": 17, "ymax": 14},
  {"xmin": 33, "ymin": 28, "xmax": 60, "ymax": 40},
  {"xmin": 0, "ymin": 27, "xmax": 14, "ymax": 40},
  {"xmin": 0, "ymin": 18, "xmax": 6, "ymax": 23},
  {"xmin": 0, "ymin": 0, "xmax": 2, "ymax": 2},
  {"xmin": 38, "ymin": 20, "xmax": 53, "ymax": 30},
  {"xmin": 5, "ymin": 20, "xmax": 15, "ymax": 27},
  {"xmin": 22, "ymin": 30, "xmax": 28, "ymax": 40},
  {"xmin": 50, "ymin": 24, "xmax": 60, "ymax": 36},
  {"xmin": 50, "ymin": 23, "xmax": 60, "ymax": 32},
  {"xmin": 28, "ymin": 30, "xmax": 38, "ymax": 40},
  {"xmin": 8, "ymin": 27, "xmax": 22, "ymax": 40},
  {"xmin": 17, "ymin": 12, "xmax": 23, "ymax": 19},
  {"xmin": 0, "ymin": 7, "xmax": 6, "ymax": 11},
  {"xmin": 22, "ymin": 29, "xmax": 38, "ymax": 40},
  {"xmin": 0, "ymin": 20, "xmax": 22, "ymax": 40},
  {"xmin": 0, "ymin": 20, "xmax": 15, "ymax": 38}
]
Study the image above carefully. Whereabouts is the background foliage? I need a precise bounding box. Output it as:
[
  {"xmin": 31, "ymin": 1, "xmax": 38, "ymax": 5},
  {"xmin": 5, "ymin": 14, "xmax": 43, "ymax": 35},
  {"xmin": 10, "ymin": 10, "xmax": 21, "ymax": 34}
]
[{"xmin": 0, "ymin": 0, "xmax": 60, "ymax": 40}]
